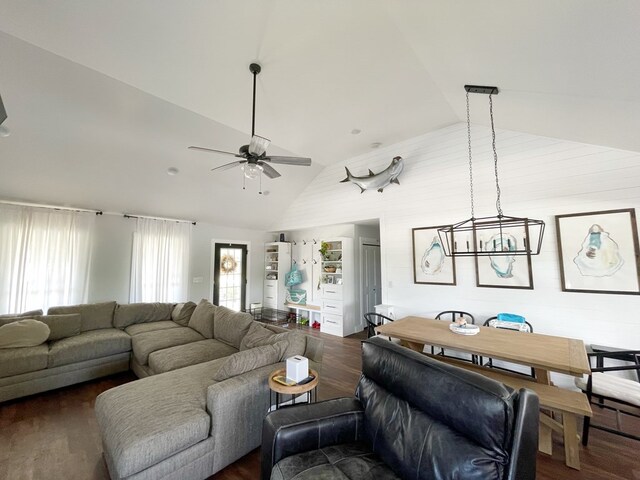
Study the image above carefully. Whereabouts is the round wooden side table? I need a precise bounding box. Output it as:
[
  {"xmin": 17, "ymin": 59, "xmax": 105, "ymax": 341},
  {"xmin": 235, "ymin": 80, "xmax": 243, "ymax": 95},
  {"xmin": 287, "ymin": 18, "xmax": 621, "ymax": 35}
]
[{"xmin": 268, "ymin": 368, "xmax": 319, "ymax": 410}]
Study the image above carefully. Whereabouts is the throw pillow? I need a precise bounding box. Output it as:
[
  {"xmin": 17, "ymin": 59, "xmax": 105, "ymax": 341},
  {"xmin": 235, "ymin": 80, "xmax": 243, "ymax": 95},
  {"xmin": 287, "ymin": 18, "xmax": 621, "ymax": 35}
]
[
  {"xmin": 35, "ymin": 314, "xmax": 81, "ymax": 341},
  {"xmin": 172, "ymin": 301, "xmax": 197, "ymax": 327},
  {"xmin": 241, "ymin": 326, "xmax": 307, "ymax": 360},
  {"xmin": 240, "ymin": 322, "xmax": 277, "ymax": 351},
  {"xmin": 0, "ymin": 319, "xmax": 50, "ymax": 348},
  {"xmin": 48, "ymin": 301, "xmax": 116, "ymax": 332},
  {"xmin": 188, "ymin": 299, "xmax": 216, "ymax": 338},
  {"xmin": 212, "ymin": 341, "xmax": 287, "ymax": 381},
  {"xmin": 213, "ymin": 306, "xmax": 253, "ymax": 348}
]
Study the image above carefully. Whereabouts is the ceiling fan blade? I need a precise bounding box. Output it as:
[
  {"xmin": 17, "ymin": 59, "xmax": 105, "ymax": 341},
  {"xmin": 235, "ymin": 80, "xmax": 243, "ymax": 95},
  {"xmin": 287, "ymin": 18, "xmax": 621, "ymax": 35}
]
[
  {"xmin": 211, "ymin": 160, "xmax": 246, "ymax": 172},
  {"xmin": 189, "ymin": 146, "xmax": 241, "ymax": 157},
  {"xmin": 258, "ymin": 161, "xmax": 281, "ymax": 179},
  {"xmin": 248, "ymin": 135, "xmax": 270, "ymax": 156},
  {"xmin": 263, "ymin": 156, "xmax": 312, "ymax": 166}
]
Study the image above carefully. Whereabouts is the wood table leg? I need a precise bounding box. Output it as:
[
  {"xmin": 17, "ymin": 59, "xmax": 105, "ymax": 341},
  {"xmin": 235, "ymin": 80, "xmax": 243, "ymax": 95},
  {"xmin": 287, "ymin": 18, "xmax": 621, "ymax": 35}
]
[
  {"xmin": 539, "ymin": 423, "xmax": 553, "ymax": 455},
  {"xmin": 401, "ymin": 340, "xmax": 425, "ymax": 353},
  {"xmin": 535, "ymin": 368, "xmax": 551, "ymax": 385},
  {"xmin": 563, "ymin": 413, "xmax": 581, "ymax": 470}
]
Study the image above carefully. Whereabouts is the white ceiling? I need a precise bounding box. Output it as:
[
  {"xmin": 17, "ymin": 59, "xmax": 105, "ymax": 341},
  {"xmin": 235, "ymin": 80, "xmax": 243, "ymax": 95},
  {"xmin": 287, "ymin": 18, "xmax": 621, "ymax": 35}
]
[{"xmin": 0, "ymin": 1, "xmax": 638, "ymax": 228}]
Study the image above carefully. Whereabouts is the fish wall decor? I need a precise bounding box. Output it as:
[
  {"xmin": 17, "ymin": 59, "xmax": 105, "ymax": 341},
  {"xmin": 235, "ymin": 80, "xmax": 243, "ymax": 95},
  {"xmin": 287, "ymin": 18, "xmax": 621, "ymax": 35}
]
[{"xmin": 340, "ymin": 156, "xmax": 404, "ymax": 193}]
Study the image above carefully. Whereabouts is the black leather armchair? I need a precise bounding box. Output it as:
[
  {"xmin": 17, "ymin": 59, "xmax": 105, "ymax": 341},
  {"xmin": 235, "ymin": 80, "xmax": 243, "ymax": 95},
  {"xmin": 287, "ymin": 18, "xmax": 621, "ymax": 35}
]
[{"xmin": 262, "ymin": 337, "xmax": 539, "ymax": 480}]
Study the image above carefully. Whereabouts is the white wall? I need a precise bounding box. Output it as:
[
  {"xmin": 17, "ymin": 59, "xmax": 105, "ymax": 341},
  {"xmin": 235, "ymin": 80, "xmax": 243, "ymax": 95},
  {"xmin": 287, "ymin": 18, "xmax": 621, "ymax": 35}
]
[
  {"xmin": 88, "ymin": 215, "xmax": 269, "ymax": 307},
  {"xmin": 275, "ymin": 123, "xmax": 640, "ymax": 362}
]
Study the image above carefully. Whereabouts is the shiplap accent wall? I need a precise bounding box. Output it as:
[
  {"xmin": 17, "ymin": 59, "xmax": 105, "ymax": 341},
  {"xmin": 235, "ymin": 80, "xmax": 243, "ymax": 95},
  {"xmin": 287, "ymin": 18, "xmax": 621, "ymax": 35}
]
[{"xmin": 275, "ymin": 123, "xmax": 640, "ymax": 367}]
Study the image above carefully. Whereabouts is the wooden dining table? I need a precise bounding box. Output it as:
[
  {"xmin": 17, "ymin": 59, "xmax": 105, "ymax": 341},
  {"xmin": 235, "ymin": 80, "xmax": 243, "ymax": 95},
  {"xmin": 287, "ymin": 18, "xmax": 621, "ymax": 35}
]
[
  {"xmin": 376, "ymin": 316, "xmax": 593, "ymax": 469},
  {"xmin": 375, "ymin": 316, "xmax": 591, "ymax": 385}
]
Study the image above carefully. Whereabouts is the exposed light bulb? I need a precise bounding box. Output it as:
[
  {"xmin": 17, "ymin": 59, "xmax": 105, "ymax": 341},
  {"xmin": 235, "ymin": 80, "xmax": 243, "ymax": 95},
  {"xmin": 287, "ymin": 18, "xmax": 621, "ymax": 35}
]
[
  {"xmin": 241, "ymin": 163, "xmax": 263, "ymax": 179},
  {"xmin": 0, "ymin": 125, "xmax": 10, "ymax": 137}
]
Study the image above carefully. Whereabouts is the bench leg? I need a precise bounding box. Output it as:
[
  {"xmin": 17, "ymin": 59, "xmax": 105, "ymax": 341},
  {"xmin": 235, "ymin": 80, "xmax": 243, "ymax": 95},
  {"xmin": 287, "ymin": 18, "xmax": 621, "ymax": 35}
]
[
  {"xmin": 539, "ymin": 422, "xmax": 553, "ymax": 455},
  {"xmin": 563, "ymin": 413, "xmax": 581, "ymax": 470}
]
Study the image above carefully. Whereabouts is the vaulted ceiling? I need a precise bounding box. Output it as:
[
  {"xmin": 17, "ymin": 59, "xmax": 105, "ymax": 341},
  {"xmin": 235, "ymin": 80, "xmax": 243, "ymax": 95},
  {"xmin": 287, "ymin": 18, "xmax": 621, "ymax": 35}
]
[{"xmin": 0, "ymin": 1, "xmax": 638, "ymax": 229}]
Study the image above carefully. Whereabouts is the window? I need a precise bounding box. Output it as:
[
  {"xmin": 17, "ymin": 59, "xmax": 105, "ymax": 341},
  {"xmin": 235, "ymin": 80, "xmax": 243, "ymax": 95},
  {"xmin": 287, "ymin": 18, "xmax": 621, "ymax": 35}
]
[
  {"xmin": 130, "ymin": 218, "xmax": 191, "ymax": 302},
  {"xmin": 0, "ymin": 205, "xmax": 95, "ymax": 313}
]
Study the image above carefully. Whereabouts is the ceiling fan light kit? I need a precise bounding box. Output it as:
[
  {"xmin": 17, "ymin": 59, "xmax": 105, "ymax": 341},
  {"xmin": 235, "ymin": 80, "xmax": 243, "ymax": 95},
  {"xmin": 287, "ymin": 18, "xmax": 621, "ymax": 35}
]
[
  {"xmin": 188, "ymin": 62, "xmax": 312, "ymax": 192},
  {"xmin": 437, "ymin": 85, "xmax": 545, "ymax": 258}
]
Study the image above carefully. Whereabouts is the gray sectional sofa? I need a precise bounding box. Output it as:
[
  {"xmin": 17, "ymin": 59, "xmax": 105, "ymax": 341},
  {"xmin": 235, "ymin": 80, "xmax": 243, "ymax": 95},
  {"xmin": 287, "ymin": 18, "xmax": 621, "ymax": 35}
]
[{"xmin": 0, "ymin": 299, "xmax": 324, "ymax": 480}]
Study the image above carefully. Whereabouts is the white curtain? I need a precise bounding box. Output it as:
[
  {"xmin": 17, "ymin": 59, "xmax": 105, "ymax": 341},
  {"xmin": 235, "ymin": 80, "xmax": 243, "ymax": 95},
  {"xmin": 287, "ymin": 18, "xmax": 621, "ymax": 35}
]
[
  {"xmin": 0, "ymin": 205, "xmax": 95, "ymax": 314},
  {"xmin": 130, "ymin": 218, "xmax": 191, "ymax": 303}
]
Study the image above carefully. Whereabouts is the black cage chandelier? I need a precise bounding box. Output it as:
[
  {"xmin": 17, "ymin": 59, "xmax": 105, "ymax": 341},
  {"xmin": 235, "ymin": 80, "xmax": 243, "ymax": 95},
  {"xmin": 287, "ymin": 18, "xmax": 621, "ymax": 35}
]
[{"xmin": 437, "ymin": 85, "xmax": 545, "ymax": 257}]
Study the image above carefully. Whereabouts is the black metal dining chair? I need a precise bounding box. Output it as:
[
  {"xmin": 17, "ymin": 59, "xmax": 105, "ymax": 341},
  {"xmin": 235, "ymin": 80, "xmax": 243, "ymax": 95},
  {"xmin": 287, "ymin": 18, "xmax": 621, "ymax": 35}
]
[
  {"xmin": 577, "ymin": 346, "xmax": 640, "ymax": 445},
  {"xmin": 363, "ymin": 312, "xmax": 394, "ymax": 340},
  {"xmin": 480, "ymin": 316, "xmax": 535, "ymax": 378},
  {"xmin": 433, "ymin": 311, "xmax": 476, "ymax": 362}
]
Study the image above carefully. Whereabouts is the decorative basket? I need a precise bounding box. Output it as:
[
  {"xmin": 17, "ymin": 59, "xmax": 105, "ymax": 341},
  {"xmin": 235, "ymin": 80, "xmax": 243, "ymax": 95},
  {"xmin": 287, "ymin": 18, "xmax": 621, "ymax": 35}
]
[
  {"xmin": 323, "ymin": 265, "xmax": 337, "ymax": 273},
  {"xmin": 286, "ymin": 289, "xmax": 307, "ymax": 305}
]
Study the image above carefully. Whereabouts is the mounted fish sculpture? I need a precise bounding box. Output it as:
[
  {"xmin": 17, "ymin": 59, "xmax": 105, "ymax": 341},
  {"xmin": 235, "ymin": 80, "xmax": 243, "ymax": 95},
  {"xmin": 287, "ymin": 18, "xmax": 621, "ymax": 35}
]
[{"xmin": 340, "ymin": 156, "xmax": 404, "ymax": 193}]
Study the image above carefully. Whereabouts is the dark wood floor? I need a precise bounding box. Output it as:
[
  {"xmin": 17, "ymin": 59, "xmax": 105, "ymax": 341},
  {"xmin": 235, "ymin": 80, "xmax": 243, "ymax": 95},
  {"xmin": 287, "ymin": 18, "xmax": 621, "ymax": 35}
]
[{"xmin": 1, "ymin": 328, "xmax": 638, "ymax": 480}]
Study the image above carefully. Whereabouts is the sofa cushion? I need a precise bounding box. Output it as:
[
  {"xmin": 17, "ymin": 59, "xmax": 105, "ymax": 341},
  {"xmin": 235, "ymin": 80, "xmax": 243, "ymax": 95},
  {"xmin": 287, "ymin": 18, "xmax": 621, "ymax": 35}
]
[
  {"xmin": 48, "ymin": 301, "xmax": 116, "ymax": 332},
  {"xmin": 212, "ymin": 342, "xmax": 286, "ymax": 381},
  {"xmin": 0, "ymin": 319, "xmax": 50, "ymax": 349},
  {"xmin": 240, "ymin": 321, "xmax": 276, "ymax": 351},
  {"xmin": 213, "ymin": 305, "xmax": 253, "ymax": 349},
  {"xmin": 131, "ymin": 327, "xmax": 205, "ymax": 366},
  {"xmin": 113, "ymin": 302, "xmax": 175, "ymax": 329},
  {"xmin": 172, "ymin": 301, "xmax": 197, "ymax": 327},
  {"xmin": 124, "ymin": 320, "xmax": 181, "ymax": 336},
  {"xmin": 188, "ymin": 299, "xmax": 215, "ymax": 338},
  {"xmin": 148, "ymin": 339, "xmax": 238, "ymax": 374},
  {"xmin": 0, "ymin": 309, "xmax": 43, "ymax": 319},
  {"xmin": 48, "ymin": 329, "xmax": 131, "ymax": 368},
  {"xmin": 35, "ymin": 314, "xmax": 82, "ymax": 341},
  {"xmin": 0, "ymin": 344, "xmax": 49, "ymax": 378},
  {"xmin": 271, "ymin": 442, "xmax": 399, "ymax": 480},
  {"xmin": 242, "ymin": 326, "xmax": 307, "ymax": 360},
  {"xmin": 95, "ymin": 359, "xmax": 224, "ymax": 478}
]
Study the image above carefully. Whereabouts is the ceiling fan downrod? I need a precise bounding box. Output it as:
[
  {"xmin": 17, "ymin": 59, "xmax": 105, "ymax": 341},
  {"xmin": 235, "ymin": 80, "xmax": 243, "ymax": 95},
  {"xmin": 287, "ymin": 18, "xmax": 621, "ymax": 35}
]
[{"xmin": 249, "ymin": 63, "xmax": 261, "ymax": 138}]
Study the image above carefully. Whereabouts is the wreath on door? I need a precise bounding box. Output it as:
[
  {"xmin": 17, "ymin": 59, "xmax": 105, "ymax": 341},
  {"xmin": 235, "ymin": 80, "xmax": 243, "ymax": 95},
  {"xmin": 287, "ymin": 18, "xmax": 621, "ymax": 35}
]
[{"xmin": 220, "ymin": 254, "xmax": 238, "ymax": 274}]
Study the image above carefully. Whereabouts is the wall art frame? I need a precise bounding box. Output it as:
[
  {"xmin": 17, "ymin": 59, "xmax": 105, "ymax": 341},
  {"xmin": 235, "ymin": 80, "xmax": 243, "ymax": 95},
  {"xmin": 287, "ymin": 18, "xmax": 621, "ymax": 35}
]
[
  {"xmin": 555, "ymin": 208, "xmax": 640, "ymax": 295},
  {"xmin": 412, "ymin": 225, "xmax": 456, "ymax": 285},
  {"xmin": 473, "ymin": 225, "xmax": 534, "ymax": 290}
]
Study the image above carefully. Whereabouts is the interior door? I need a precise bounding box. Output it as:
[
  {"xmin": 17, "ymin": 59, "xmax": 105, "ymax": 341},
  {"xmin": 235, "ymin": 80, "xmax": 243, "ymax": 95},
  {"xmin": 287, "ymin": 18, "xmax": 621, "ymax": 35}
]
[
  {"xmin": 362, "ymin": 243, "xmax": 382, "ymax": 320},
  {"xmin": 213, "ymin": 243, "xmax": 248, "ymax": 311}
]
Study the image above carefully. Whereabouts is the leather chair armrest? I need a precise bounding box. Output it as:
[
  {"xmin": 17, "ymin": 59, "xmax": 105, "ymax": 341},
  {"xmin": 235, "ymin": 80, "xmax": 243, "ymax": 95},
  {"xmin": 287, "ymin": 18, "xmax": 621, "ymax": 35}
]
[
  {"xmin": 506, "ymin": 388, "xmax": 539, "ymax": 480},
  {"xmin": 261, "ymin": 397, "xmax": 364, "ymax": 480}
]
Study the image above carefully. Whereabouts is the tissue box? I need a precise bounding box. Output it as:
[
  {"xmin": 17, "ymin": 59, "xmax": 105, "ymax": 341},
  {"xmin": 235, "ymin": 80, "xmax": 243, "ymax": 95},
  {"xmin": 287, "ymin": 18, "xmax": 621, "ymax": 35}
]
[{"xmin": 286, "ymin": 355, "xmax": 309, "ymax": 383}]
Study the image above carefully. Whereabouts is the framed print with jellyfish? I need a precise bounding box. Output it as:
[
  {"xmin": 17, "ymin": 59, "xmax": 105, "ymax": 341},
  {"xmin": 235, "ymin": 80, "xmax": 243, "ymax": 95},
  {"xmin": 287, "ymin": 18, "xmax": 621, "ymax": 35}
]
[
  {"xmin": 555, "ymin": 208, "xmax": 640, "ymax": 295},
  {"xmin": 474, "ymin": 226, "xmax": 534, "ymax": 289},
  {"xmin": 412, "ymin": 226, "xmax": 456, "ymax": 285}
]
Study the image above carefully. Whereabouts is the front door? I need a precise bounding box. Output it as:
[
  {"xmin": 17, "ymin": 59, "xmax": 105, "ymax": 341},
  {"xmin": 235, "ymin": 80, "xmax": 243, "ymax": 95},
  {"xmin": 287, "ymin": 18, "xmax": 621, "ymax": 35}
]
[{"xmin": 213, "ymin": 243, "xmax": 248, "ymax": 311}]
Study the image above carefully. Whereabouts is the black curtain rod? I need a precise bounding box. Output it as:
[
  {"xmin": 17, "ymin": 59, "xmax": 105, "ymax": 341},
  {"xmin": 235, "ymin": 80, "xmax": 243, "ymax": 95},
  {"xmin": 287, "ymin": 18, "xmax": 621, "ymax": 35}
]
[{"xmin": 123, "ymin": 214, "xmax": 196, "ymax": 226}]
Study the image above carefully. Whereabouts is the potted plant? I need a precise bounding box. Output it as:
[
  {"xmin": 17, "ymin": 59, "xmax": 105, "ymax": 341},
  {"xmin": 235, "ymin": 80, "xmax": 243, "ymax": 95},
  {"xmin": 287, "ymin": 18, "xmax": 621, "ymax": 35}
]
[{"xmin": 319, "ymin": 241, "xmax": 330, "ymax": 260}]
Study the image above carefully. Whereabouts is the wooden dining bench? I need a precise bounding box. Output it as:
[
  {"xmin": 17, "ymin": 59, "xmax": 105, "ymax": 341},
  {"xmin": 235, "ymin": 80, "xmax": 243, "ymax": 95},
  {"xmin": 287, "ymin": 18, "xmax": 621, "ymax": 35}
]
[{"xmin": 427, "ymin": 354, "xmax": 592, "ymax": 470}]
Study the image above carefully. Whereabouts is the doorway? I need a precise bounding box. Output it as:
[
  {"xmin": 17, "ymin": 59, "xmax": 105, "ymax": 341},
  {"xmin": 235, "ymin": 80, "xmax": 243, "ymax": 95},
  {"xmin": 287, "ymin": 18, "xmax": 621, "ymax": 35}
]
[
  {"xmin": 360, "ymin": 239, "xmax": 382, "ymax": 326},
  {"xmin": 213, "ymin": 243, "xmax": 248, "ymax": 311}
]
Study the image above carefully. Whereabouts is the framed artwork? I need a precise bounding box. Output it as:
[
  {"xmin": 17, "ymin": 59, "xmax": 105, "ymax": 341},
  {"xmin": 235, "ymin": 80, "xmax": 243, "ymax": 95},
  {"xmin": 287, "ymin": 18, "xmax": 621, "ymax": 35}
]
[
  {"xmin": 555, "ymin": 208, "xmax": 640, "ymax": 295},
  {"xmin": 412, "ymin": 226, "xmax": 456, "ymax": 285},
  {"xmin": 474, "ymin": 225, "xmax": 534, "ymax": 289}
]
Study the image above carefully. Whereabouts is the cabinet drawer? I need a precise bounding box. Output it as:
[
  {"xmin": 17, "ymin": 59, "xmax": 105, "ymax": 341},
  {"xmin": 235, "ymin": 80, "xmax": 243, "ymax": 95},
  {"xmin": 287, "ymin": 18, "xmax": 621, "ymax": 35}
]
[
  {"xmin": 321, "ymin": 313, "xmax": 343, "ymax": 336},
  {"xmin": 264, "ymin": 280, "xmax": 277, "ymax": 290},
  {"xmin": 263, "ymin": 295, "xmax": 277, "ymax": 308},
  {"xmin": 322, "ymin": 299, "xmax": 343, "ymax": 314},
  {"xmin": 322, "ymin": 284, "xmax": 343, "ymax": 300}
]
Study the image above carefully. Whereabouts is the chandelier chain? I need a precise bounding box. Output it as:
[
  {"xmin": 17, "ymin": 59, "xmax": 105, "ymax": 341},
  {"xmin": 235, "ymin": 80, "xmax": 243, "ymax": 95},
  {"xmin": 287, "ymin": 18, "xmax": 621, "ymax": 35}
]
[
  {"xmin": 489, "ymin": 94, "xmax": 503, "ymax": 216},
  {"xmin": 466, "ymin": 91, "xmax": 475, "ymax": 219}
]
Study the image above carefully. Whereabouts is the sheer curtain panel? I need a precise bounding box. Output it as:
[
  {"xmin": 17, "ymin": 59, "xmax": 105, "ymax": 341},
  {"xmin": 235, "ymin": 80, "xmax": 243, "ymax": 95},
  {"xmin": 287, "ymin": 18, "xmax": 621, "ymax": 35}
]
[
  {"xmin": 130, "ymin": 218, "xmax": 191, "ymax": 303},
  {"xmin": 0, "ymin": 205, "xmax": 95, "ymax": 314}
]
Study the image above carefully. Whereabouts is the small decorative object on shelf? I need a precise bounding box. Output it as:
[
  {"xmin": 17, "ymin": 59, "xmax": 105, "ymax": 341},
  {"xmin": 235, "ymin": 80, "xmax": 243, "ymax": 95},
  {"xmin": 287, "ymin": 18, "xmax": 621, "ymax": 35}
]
[{"xmin": 319, "ymin": 241, "xmax": 330, "ymax": 260}]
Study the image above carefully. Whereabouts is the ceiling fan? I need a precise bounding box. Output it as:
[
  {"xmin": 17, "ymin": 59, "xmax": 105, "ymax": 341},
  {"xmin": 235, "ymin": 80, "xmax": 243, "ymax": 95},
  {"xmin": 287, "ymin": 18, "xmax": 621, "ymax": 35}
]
[{"xmin": 188, "ymin": 63, "xmax": 312, "ymax": 180}]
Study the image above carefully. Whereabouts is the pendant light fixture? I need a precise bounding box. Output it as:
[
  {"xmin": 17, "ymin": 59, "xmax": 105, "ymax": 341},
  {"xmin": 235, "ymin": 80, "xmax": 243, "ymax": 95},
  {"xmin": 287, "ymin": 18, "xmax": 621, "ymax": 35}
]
[{"xmin": 437, "ymin": 85, "xmax": 545, "ymax": 257}]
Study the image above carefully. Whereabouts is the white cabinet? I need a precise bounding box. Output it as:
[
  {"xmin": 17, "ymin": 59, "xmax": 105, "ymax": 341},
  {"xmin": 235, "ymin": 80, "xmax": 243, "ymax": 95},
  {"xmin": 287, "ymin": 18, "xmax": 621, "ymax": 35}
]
[
  {"xmin": 263, "ymin": 242, "xmax": 291, "ymax": 310},
  {"xmin": 319, "ymin": 238, "xmax": 356, "ymax": 337}
]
